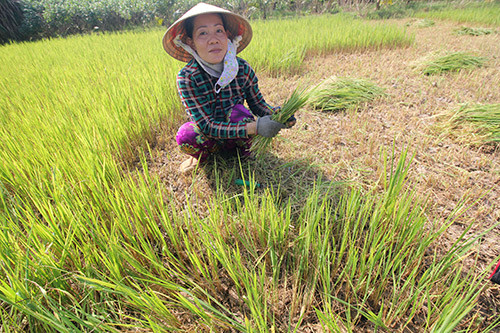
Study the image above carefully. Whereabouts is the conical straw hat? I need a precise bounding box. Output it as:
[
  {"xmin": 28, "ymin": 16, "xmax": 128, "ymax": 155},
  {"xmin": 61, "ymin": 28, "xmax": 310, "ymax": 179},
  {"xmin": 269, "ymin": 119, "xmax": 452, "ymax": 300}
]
[{"xmin": 162, "ymin": 3, "xmax": 253, "ymax": 62}]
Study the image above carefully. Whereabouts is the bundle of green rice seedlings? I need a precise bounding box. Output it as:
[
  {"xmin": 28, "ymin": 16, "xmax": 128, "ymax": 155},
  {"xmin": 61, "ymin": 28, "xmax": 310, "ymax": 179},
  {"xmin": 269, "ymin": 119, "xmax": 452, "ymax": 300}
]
[
  {"xmin": 309, "ymin": 77, "xmax": 385, "ymax": 112},
  {"xmin": 455, "ymin": 26, "xmax": 495, "ymax": 36},
  {"xmin": 416, "ymin": 19, "xmax": 435, "ymax": 28},
  {"xmin": 451, "ymin": 103, "xmax": 500, "ymax": 144},
  {"xmin": 250, "ymin": 85, "xmax": 311, "ymax": 158},
  {"xmin": 421, "ymin": 52, "xmax": 487, "ymax": 75}
]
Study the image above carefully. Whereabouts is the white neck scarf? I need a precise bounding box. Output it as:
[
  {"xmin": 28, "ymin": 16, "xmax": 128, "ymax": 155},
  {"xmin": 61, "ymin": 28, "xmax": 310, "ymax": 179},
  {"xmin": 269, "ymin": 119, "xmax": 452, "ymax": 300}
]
[{"xmin": 174, "ymin": 36, "xmax": 242, "ymax": 93}]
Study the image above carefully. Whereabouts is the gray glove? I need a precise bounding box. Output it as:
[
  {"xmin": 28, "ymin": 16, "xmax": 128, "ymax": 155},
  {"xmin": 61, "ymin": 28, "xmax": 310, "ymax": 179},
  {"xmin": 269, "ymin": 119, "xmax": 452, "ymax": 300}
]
[{"xmin": 256, "ymin": 115, "xmax": 285, "ymax": 138}]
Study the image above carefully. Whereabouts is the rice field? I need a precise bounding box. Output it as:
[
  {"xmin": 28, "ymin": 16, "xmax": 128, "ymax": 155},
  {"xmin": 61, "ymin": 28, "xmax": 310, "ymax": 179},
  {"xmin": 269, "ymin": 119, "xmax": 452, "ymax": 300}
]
[
  {"xmin": 245, "ymin": 14, "xmax": 414, "ymax": 75},
  {"xmin": 414, "ymin": 2, "xmax": 500, "ymax": 26},
  {"xmin": 1, "ymin": 8, "xmax": 499, "ymax": 332}
]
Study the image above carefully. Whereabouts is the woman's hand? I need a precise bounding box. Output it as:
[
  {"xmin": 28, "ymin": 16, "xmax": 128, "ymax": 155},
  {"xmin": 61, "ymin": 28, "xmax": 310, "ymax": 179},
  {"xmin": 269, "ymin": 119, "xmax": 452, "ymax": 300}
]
[
  {"xmin": 247, "ymin": 114, "xmax": 295, "ymax": 137},
  {"xmin": 256, "ymin": 116, "xmax": 285, "ymax": 138},
  {"xmin": 247, "ymin": 121, "xmax": 257, "ymax": 136}
]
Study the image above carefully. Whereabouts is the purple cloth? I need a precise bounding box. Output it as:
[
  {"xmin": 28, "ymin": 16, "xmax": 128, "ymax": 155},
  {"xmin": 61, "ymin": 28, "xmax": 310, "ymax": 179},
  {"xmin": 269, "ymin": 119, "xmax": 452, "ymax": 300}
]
[{"xmin": 176, "ymin": 104, "xmax": 254, "ymax": 162}]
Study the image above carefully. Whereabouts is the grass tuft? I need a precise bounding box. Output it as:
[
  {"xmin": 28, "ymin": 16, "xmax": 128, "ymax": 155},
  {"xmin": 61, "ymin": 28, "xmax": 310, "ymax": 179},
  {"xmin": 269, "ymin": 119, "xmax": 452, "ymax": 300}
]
[
  {"xmin": 309, "ymin": 76, "xmax": 386, "ymax": 112},
  {"xmin": 419, "ymin": 52, "xmax": 487, "ymax": 75}
]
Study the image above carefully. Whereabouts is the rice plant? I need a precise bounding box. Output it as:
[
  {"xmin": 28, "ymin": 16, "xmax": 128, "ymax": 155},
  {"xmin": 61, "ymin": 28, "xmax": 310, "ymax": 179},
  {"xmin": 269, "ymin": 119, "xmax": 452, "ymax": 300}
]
[
  {"xmin": 309, "ymin": 76, "xmax": 386, "ymax": 112},
  {"xmin": 416, "ymin": 18, "xmax": 435, "ymax": 27},
  {"xmin": 455, "ymin": 26, "xmax": 495, "ymax": 36},
  {"xmin": 419, "ymin": 52, "xmax": 487, "ymax": 75},
  {"xmin": 250, "ymin": 85, "xmax": 311, "ymax": 158},
  {"xmin": 450, "ymin": 103, "xmax": 500, "ymax": 144},
  {"xmin": 245, "ymin": 14, "xmax": 414, "ymax": 75}
]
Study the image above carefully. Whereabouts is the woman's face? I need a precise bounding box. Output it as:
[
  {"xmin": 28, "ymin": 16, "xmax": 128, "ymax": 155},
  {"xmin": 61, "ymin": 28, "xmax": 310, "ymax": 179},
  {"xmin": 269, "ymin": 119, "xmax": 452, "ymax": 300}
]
[{"xmin": 187, "ymin": 13, "xmax": 228, "ymax": 64}]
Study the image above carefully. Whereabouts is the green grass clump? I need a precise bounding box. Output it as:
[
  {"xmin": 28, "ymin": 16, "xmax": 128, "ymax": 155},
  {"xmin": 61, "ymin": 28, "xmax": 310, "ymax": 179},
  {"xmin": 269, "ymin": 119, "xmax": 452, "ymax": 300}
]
[
  {"xmin": 309, "ymin": 76, "xmax": 385, "ymax": 112},
  {"xmin": 251, "ymin": 86, "xmax": 311, "ymax": 158},
  {"xmin": 451, "ymin": 104, "xmax": 500, "ymax": 144},
  {"xmin": 420, "ymin": 52, "xmax": 487, "ymax": 75},
  {"xmin": 455, "ymin": 26, "xmax": 495, "ymax": 36}
]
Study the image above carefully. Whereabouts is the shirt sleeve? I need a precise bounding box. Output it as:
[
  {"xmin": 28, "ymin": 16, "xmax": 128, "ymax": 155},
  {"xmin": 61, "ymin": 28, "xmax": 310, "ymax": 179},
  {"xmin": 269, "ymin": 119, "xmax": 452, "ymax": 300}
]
[
  {"xmin": 177, "ymin": 69, "xmax": 248, "ymax": 140},
  {"xmin": 242, "ymin": 61, "xmax": 275, "ymax": 117}
]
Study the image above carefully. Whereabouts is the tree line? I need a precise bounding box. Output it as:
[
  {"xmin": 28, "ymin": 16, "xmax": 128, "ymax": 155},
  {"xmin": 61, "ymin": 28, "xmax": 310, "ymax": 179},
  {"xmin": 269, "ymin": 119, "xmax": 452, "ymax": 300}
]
[{"xmin": 0, "ymin": 0, "xmax": 436, "ymax": 44}]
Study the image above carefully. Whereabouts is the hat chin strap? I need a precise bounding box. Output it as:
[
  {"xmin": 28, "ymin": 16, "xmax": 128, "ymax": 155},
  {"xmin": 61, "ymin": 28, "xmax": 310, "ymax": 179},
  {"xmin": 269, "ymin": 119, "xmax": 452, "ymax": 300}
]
[{"xmin": 174, "ymin": 35, "xmax": 241, "ymax": 94}]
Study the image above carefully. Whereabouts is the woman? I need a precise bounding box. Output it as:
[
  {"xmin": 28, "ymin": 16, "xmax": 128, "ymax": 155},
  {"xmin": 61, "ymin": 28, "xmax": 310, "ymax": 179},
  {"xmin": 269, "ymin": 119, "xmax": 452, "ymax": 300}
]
[{"xmin": 162, "ymin": 3, "xmax": 294, "ymax": 172}]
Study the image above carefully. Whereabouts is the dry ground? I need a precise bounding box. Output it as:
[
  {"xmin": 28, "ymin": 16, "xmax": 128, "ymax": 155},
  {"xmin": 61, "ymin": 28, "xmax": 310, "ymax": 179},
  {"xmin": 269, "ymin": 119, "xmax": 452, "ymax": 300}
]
[{"xmin": 147, "ymin": 19, "xmax": 499, "ymax": 330}]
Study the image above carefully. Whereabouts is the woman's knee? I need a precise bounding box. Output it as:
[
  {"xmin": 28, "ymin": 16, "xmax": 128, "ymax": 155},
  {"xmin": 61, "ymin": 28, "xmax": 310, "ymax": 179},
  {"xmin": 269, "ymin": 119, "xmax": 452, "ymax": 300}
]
[{"xmin": 176, "ymin": 122, "xmax": 198, "ymax": 146}]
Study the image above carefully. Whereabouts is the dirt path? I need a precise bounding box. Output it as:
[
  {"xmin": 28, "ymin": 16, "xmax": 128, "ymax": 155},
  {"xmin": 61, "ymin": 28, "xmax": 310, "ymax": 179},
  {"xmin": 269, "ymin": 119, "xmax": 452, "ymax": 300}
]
[{"xmin": 148, "ymin": 18, "xmax": 499, "ymax": 327}]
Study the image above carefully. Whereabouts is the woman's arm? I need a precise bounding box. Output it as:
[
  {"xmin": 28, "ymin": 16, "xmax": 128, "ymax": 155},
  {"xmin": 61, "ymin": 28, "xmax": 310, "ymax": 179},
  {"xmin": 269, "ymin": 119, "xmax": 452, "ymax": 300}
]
[{"xmin": 240, "ymin": 60, "xmax": 276, "ymax": 117}]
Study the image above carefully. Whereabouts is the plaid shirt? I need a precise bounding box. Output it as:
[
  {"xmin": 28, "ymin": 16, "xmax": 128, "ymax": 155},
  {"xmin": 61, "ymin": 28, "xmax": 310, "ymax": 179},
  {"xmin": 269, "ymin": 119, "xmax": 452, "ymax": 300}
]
[{"xmin": 177, "ymin": 57, "xmax": 274, "ymax": 139}]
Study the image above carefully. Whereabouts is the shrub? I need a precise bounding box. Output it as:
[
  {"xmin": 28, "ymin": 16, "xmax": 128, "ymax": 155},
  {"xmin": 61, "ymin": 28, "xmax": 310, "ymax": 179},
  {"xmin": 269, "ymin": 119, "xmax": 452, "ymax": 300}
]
[{"xmin": 0, "ymin": 0, "xmax": 23, "ymax": 43}]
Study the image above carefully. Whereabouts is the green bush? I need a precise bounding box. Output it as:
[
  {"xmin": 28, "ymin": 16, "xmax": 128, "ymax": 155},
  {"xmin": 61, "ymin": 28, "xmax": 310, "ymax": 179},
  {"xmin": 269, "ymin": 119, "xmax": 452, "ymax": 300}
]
[
  {"xmin": 0, "ymin": 0, "xmax": 23, "ymax": 43},
  {"xmin": 17, "ymin": 1, "xmax": 45, "ymax": 40}
]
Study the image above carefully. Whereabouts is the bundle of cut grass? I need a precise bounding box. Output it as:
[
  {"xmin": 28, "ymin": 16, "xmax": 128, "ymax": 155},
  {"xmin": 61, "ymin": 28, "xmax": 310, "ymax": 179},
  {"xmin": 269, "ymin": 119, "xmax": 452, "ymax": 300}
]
[
  {"xmin": 451, "ymin": 103, "xmax": 500, "ymax": 144},
  {"xmin": 250, "ymin": 86, "xmax": 311, "ymax": 158},
  {"xmin": 416, "ymin": 19, "xmax": 435, "ymax": 27},
  {"xmin": 421, "ymin": 52, "xmax": 487, "ymax": 75},
  {"xmin": 455, "ymin": 26, "xmax": 495, "ymax": 36},
  {"xmin": 309, "ymin": 77, "xmax": 385, "ymax": 112}
]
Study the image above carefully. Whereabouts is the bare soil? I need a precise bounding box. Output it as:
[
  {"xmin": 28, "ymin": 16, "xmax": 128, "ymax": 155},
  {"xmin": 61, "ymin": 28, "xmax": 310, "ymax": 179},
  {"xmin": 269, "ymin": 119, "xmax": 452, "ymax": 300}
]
[{"xmin": 147, "ymin": 18, "xmax": 499, "ymax": 331}]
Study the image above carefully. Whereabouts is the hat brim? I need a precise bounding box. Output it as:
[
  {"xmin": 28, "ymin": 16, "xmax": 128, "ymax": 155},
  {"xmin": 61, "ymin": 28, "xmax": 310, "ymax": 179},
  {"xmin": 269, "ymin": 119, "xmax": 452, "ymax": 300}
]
[{"xmin": 162, "ymin": 3, "xmax": 252, "ymax": 62}]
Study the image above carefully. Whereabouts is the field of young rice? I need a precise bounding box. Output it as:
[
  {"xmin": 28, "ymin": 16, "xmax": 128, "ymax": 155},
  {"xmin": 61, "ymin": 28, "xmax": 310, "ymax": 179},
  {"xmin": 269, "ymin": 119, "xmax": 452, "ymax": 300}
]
[
  {"xmin": 1, "ymin": 10, "xmax": 499, "ymax": 332},
  {"xmin": 414, "ymin": 2, "xmax": 500, "ymax": 26}
]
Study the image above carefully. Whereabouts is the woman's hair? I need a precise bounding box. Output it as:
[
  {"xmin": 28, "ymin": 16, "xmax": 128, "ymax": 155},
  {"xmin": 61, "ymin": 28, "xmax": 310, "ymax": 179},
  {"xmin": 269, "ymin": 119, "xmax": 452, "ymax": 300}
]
[{"xmin": 183, "ymin": 13, "xmax": 228, "ymax": 39}]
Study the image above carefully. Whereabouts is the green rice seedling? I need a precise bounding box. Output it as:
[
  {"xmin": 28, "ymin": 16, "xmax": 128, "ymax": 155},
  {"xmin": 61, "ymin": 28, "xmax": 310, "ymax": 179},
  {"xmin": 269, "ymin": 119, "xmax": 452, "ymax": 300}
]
[
  {"xmin": 419, "ymin": 52, "xmax": 487, "ymax": 75},
  {"xmin": 450, "ymin": 103, "xmax": 500, "ymax": 144},
  {"xmin": 455, "ymin": 26, "xmax": 495, "ymax": 36},
  {"xmin": 416, "ymin": 19, "xmax": 436, "ymax": 27},
  {"xmin": 250, "ymin": 85, "xmax": 312, "ymax": 158},
  {"xmin": 309, "ymin": 76, "xmax": 386, "ymax": 112}
]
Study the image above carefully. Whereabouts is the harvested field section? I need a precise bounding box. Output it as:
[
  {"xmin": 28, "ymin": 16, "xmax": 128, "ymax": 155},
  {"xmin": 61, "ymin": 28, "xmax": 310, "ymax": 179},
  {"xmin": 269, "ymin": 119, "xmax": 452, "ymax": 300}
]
[{"xmin": 150, "ymin": 19, "xmax": 499, "ymax": 329}]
